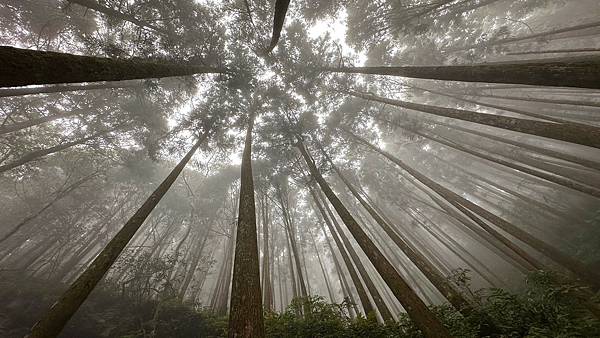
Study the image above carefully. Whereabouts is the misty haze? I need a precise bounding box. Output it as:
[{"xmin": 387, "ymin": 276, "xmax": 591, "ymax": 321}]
[{"xmin": 1, "ymin": 0, "xmax": 599, "ymax": 337}]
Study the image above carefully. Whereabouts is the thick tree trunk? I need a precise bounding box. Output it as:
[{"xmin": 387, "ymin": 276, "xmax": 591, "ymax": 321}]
[
  {"xmin": 324, "ymin": 56, "xmax": 600, "ymax": 89},
  {"xmin": 67, "ymin": 0, "xmax": 168, "ymax": 34},
  {"xmin": 28, "ymin": 130, "xmax": 210, "ymax": 338},
  {"xmin": 0, "ymin": 80, "xmax": 142, "ymax": 98},
  {"xmin": 228, "ymin": 115, "xmax": 264, "ymax": 338},
  {"xmin": 0, "ymin": 46, "xmax": 224, "ymax": 87},
  {"xmin": 351, "ymin": 91, "xmax": 600, "ymax": 149},
  {"xmin": 265, "ymin": 0, "xmax": 291, "ymax": 53},
  {"xmin": 345, "ymin": 129, "xmax": 600, "ymax": 291},
  {"xmin": 298, "ymin": 140, "xmax": 451, "ymax": 337},
  {"xmin": 311, "ymin": 187, "xmax": 372, "ymax": 316},
  {"xmin": 328, "ymin": 159, "xmax": 472, "ymax": 314}
]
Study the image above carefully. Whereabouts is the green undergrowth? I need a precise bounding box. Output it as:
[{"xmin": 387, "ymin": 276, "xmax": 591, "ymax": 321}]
[{"xmin": 1, "ymin": 270, "xmax": 598, "ymax": 337}]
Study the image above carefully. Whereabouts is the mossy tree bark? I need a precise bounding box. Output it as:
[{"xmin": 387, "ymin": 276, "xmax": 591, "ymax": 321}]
[
  {"xmin": 298, "ymin": 140, "xmax": 451, "ymax": 337},
  {"xmin": 0, "ymin": 46, "xmax": 224, "ymax": 87},
  {"xmin": 228, "ymin": 114, "xmax": 265, "ymax": 337},
  {"xmin": 27, "ymin": 130, "xmax": 211, "ymax": 338}
]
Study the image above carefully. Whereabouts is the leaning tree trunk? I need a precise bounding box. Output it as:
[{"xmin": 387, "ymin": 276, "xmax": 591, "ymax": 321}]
[
  {"xmin": 507, "ymin": 48, "xmax": 600, "ymax": 55},
  {"xmin": 67, "ymin": 0, "xmax": 168, "ymax": 34},
  {"xmin": 0, "ymin": 109, "xmax": 85, "ymax": 136},
  {"xmin": 228, "ymin": 114, "xmax": 265, "ymax": 338},
  {"xmin": 308, "ymin": 228, "xmax": 336, "ymax": 304},
  {"xmin": 0, "ymin": 46, "xmax": 224, "ymax": 87},
  {"xmin": 323, "ymin": 56, "xmax": 600, "ymax": 89},
  {"xmin": 327, "ymin": 158, "xmax": 472, "ymax": 315},
  {"xmin": 297, "ymin": 140, "xmax": 451, "ymax": 337},
  {"xmin": 317, "ymin": 186, "xmax": 394, "ymax": 322},
  {"xmin": 447, "ymin": 20, "xmax": 600, "ymax": 51},
  {"xmin": 310, "ymin": 186, "xmax": 373, "ymax": 316},
  {"xmin": 265, "ymin": 0, "xmax": 291, "ymax": 53},
  {"xmin": 344, "ymin": 129, "xmax": 600, "ymax": 291},
  {"xmin": 27, "ymin": 129, "xmax": 211, "ymax": 338},
  {"xmin": 0, "ymin": 128, "xmax": 114, "ymax": 174},
  {"xmin": 378, "ymin": 117, "xmax": 600, "ymax": 198},
  {"xmin": 0, "ymin": 80, "xmax": 142, "ymax": 98},
  {"xmin": 351, "ymin": 90, "xmax": 600, "ymax": 149},
  {"xmin": 468, "ymin": 92, "xmax": 600, "ymax": 109}
]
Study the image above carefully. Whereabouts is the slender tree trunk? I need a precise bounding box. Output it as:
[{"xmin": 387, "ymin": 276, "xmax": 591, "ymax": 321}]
[
  {"xmin": 261, "ymin": 196, "xmax": 273, "ymax": 311},
  {"xmin": 228, "ymin": 115, "xmax": 264, "ymax": 338},
  {"xmin": 448, "ymin": 20, "xmax": 600, "ymax": 51},
  {"xmin": 317, "ymin": 185, "xmax": 394, "ymax": 322},
  {"xmin": 67, "ymin": 0, "xmax": 168, "ymax": 34},
  {"xmin": 380, "ymin": 117, "xmax": 600, "ymax": 198},
  {"xmin": 285, "ymin": 229, "xmax": 299, "ymax": 300},
  {"xmin": 0, "ymin": 129, "xmax": 113, "ymax": 173},
  {"xmin": 27, "ymin": 130, "xmax": 211, "ymax": 338},
  {"xmin": 507, "ymin": 48, "xmax": 600, "ymax": 55},
  {"xmin": 298, "ymin": 140, "xmax": 451, "ymax": 337},
  {"xmin": 179, "ymin": 224, "xmax": 211, "ymax": 299},
  {"xmin": 0, "ymin": 111, "xmax": 83, "ymax": 135},
  {"xmin": 309, "ymin": 229, "xmax": 336, "ymax": 304},
  {"xmin": 328, "ymin": 159, "xmax": 472, "ymax": 314},
  {"xmin": 351, "ymin": 91, "xmax": 600, "ymax": 149},
  {"xmin": 0, "ymin": 46, "xmax": 224, "ymax": 87},
  {"xmin": 468, "ymin": 92, "xmax": 600, "ymax": 109},
  {"xmin": 324, "ymin": 56, "xmax": 600, "ymax": 89},
  {"xmin": 345, "ymin": 129, "xmax": 600, "ymax": 291},
  {"xmin": 0, "ymin": 80, "xmax": 142, "ymax": 98}
]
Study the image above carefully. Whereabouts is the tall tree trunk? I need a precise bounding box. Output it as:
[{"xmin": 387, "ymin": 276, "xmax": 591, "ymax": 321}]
[
  {"xmin": 327, "ymin": 158, "xmax": 472, "ymax": 314},
  {"xmin": 310, "ymin": 186, "xmax": 372, "ymax": 317},
  {"xmin": 179, "ymin": 224, "xmax": 212, "ymax": 299},
  {"xmin": 0, "ymin": 46, "xmax": 224, "ymax": 87},
  {"xmin": 67, "ymin": 0, "xmax": 168, "ymax": 34},
  {"xmin": 380, "ymin": 117, "xmax": 600, "ymax": 198},
  {"xmin": 228, "ymin": 115, "xmax": 264, "ymax": 338},
  {"xmin": 308, "ymin": 229, "xmax": 336, "ymax": 304},
  {"xmin": 27, "ymin": 130, "xmax": 211, "ymax": 338},
  {"xmin": 265, "ymin": 0, "xmax": 291, "ymax": 53},
  {"xmin": 351, "ymin": 91, "xmax": 600, "ymax": 149},
  {"xmin": 345, "ymin": 129, "xmax": 600, "ymax": 291},
  {"xmin": 507, "ymin": 48, "xmax": 600, "ymax": 55},
  {"xmin": 317, "ymin": 186, "xmax": 394, "ymax": 322},
  {"xmin": 0, "ymin": 129, "xmax": 113, "ymax": 173},
  {"xmin": 285, "ymin": 229, "xmax": 299, "ymax": 300},
  {"xmin": 260, "ymin": 195, "xmax": 273, "ymax": 311},
  {"xmin": 0, "ymin": 80, "xmax": 142, "ymax": 98},
  {"xmin": 298, "ymin": 140, "xmax": 451, "ymax": 337},
  {"xmin": 324, "ymin": 56, "xmax": 600, "ymax": 89},
  {"xmin": 0, "ymin": 110, "xmax": 84, "ymax": 135},
  {"xmin": 448, "ymin": 20, "xmax": 600, "ymax": 51},
  {"xmin": 467, "ymin": 92, "xmax": 600, "ymax": 109}
]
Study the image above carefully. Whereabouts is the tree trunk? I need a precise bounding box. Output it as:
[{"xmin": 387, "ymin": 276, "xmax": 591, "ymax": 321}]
[
  {"xmin": 345, "ymin": 129, "xmax": 600, "ymax": 291},
  {"xmin": 0, "ymin": 129, "xmax": 113, "ymax": 173},
  {"xmin": 448, "ymin": 20, "xmax": 600, "ymax": 51},
  {"xmin": 27, "ymin": 130, "xmax": 210, "ymax": 338},
  {"xmin": 298, "ymin": 140, "xmax": 451, "ymax": 337},
  {"xmin": 311, "ymin": 187, "xmax": 372, "ymax": 316},
  {"xmin": 328, "ymin": 158, "xmax": 472, "ymax": 314},
  {"xmin": 351, "ymin": 91, "xmax": 600, "ymax": 149},
  {"xmin": 317, "ymin": 186, "xmax": 394, "ymax": 322},
  {"xmin": 0, "ymin": 80, "xmax": 142, "ymax": 98},
  {"xmin": 324, "ymin": 56, "xmax": 600, "ymax": 89},
  {"xmin": 0, "ymin": 110, "xmax": 83, "ymax": 136},
  {"xmin": 260, "ymin": 195, "xmax": 273, "ymax": 311},
  {"xmin": 507, "ymin": 48, "xmax": 600, "ymax": 55},
  {"xmin": 265, "ymin": 0, "xmax": 291, "ymax": 53},
  {"xmin": 0, "ymin": 46, "xmax": 224, "ymax": 87},
  {"xmin": 67, "ymin": 0, "xmax": 168, "ymax": 34},
  {"xmin": 380, "ymin": 117, "xmax": 600, "ymax": 198},
  {"xmin": 228, "ymin": 115, "xmax": 264, "ymax": 338},
  {"xmin": 179, "ymin": 224, "xmax": 211, "ymax": 299},
  {"xmin": 308, "ymin": 229, "xmax": 336, "ymax": 304},
  {"xmin": 469, "ymin": 92, "xmax": 600, "ymax": 109}
]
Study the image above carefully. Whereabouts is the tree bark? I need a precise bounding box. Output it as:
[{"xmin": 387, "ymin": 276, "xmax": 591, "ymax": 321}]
[
  {"xmin": 266, "ymin": 0, "xmax": 291, "ymax": 53},
  {"xmin": 0, "ymin": 46, "xmax": 224, "ymax": 87},
  {"xmin": 260, "ymin": 195, "xmax": 273, "ymax": 311},
  {"xmin": 345, "ymin": 129, "xmax": 600, "ymax": 291},
  {"xmin": 298, "ymin": 140, "xmax": 451, "ymax": 337},
  {"xmin": 228, "ymin": 115, "xmax": 264, "ymax": 337},
  {"xmin": 325, "ymin": 56, "xmax": 600, "ymax": 89},
  {"xmin": 28, "ymin": 129, "xmax": 211, "ymax": 338},
  {"xmin": 0, "ymin": 80, "xmax": 142, "ymax": 98},
  {"xmin": 469, "ymin": 92, "xmax": 600, "ymax": 109},
  {"xmin": 351, "ymin": 90, "xmax": 600, "ymax": 149}
]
